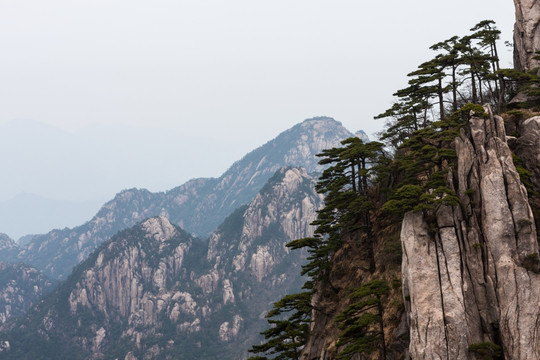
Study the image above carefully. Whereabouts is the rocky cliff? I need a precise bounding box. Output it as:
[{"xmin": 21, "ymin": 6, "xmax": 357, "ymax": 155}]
[
  {"xmin": 299, "ymin": 217, "xmax": 405, "ymax": 359},
  {"xmin": 8, "ymin": 117, "xmax": 352, "ymax": 280},
  {"xmin": 0, "ymin": 167, "xmax": 323, "ymax": 360},
  {"xmin": 0, "ymin": 262, "xmax": 53, "ymax": 324},
  {"xmin": 402, "ymin": 106, "xmax": 540, "ymax": 359},
  {"xmin": 0, "ymin": 234, "xmax": 18, "ymax": 263},
  {"xmin": 514, "ymin": 0, "xmax": 540, "ymax": 71},
  {"xmin": 0, "ymin": 235, "xmax": 53, "ymax": 324},
  {"xmin": 297, "ymin": 108, "xmax": 539, "ymax": 360}
]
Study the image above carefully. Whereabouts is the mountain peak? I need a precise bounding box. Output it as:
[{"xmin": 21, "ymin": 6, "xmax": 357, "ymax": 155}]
[
  {"xmin": 355, "ymin": 130, "xmax": 370, "ymax": 142},
  {"xmin": 302, "ymin": 116, "xmax": 339, "ymax": 123},
  {"xmin": 0, "ymin": 233, "xmax": 17, "ymax": 252},
  {"xmin": 299, "ymin": 116, "xmax": 343, "ymax": 129},
  {"xmin": 141, "ymin": 216, "xmax": 177, "ymax": 242}
]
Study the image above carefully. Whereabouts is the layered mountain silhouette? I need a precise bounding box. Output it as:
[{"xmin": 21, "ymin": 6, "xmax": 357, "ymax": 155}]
[
  {"xmin": 0, "ymin": 117, "xmax": 364, "ymax": 359},
  {"xmin": 5, "ymin": 117, "xmax": 354, "ymax": 280}
]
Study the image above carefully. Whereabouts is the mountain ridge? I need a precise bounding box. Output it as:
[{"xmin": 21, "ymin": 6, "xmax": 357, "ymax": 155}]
[
  {"xmin": 7, "ymin": 117, "xmax": 354, "ymax": 280},
  {"xmin": 0, "ymin": 167, "xmax": 323, "ymax": 360}
]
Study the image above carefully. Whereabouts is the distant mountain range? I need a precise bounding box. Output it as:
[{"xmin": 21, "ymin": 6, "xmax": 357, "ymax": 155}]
[
  {"xmin": 4, "ymin": 117, "xmax": 355, "ymax": 280},
  {"xmin": 0, "ymin": 116, "xmax": 366, "ymax": 359},
  {"xmin": 0, "ymin": 118, "xmax": 257, "ymax": 238}
]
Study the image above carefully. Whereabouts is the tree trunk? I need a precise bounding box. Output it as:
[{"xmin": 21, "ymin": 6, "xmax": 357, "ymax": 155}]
[
  {"xmin": 471, "ymin": 70, "xmax": 478, "ymax": 103},
  {"xmin": 478, "ymin": 74, "xmax": 484, "ymax": 104},
  {"xmin": 438, "ymin": 78, "xmax": 445, "ymax": 120},
  {"xmin": 351, "ymin": 164, "xmax": 357, "ymax": 193},
  {"xmin": 377, "ymin": 296, "xmax": 387, "ymax": 360},
  {"xmin": 452, "ymin": 66, "xmax": 458, "ymax": 112}
]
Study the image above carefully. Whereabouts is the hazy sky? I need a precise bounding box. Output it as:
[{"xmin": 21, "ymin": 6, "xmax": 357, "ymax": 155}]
[{"xmin": 1, "ymin": 0, "xmax": 516, "ymax": 201}]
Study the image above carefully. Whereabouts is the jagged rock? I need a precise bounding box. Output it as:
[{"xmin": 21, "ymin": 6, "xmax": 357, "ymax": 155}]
[
  {"xmin": 194, "ymin": 270, "xmax": 219, "ymax": 295},
  {"xmin": 0, "ymin": 262, "xmax": 53, "ymax": 324},
  {"xmin": 402, "ymin": 105, "xmax": 540, "ymax": 359},
  {"xmin": 218, "ymin": 315, "xmax": 243, "ymax": 342},
  {"xmin": 514, "ymin": 0, "xmax": 540, "ymax": 71},
  {"xmin": 124, "ymin": 352, "xmax": 138, "ymax": 360},
  {"xmin": 0, "ymin": 234, "xmax": 19, "ymax": 263},
  {"xmin": 222, "ymin": 279, "xmax": 235, "ymax": 305},
  {"xmin": 355, "ymin": 129, "xmax": 370, "ymax": 142},
  {"xmin": 514, "ymin": 116, "xmax": 540, "ymax": 188}
]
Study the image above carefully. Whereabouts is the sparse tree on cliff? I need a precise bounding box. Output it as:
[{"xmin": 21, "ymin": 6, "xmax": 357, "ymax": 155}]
[
  {"xmin": 248, "ymin": 291, "xmax": 312, "ymax": 360},
  {"xmin": 404, "ymin": 57, "xmax": 449, "ymax": 120},
  {"xmin": 335, "ymin": 280, "xmax": 390, "ymax": 360},
  {"xmin": 289, "ymin": 137, "xmax": 386, "ymax": 279},
  {"xmin": 374, "ymin": 99, "xmax": 426, "ymax": 149},
  {"xmin": 470, "ymin": 20, "xmax": 503, "ymax": 108},
  {"xmin": 455, "ymin": 35, "xmax": 493, "ymax": 104},
  {"xmin": 430, "ymin": 36, "xmax": 463, "ymax": 112}
]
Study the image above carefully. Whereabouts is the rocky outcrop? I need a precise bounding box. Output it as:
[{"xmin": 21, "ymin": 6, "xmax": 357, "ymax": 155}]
[
  {"xmin": 9, "ymin": 117, "xmax": 352, "ymax": 280},
  {"xmin": 402, "ymin": 105, "xmax": 540, "ymax": 359},
  {"xmin": 0, "ymin": 234, "xmax": 19, "ymax": 263},
  {"xmin": 0, "ymin": 262, "xmax": 53, "ymax": 324},
  {"xmin": 199, "ymin": 167, "xmax": 324, "ymax": 355},
  {"xmin": 208, "ymin": 167, "xmax": 323, "ymax": 278},
  {"xmin": 512, "ymin": 115, "xmax": 540, "ymax": 188},
  {"xmin": 355, "ymin": 129, "xmax": 370, "ymax": 143},
  {"xmin": 514, "ymin": 0, "xmax": 540, "ymax": 71}
]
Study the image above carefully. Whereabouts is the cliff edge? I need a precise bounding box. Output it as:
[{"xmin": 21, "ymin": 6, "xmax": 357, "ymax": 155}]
[{"xmin": 402, "ymin": 105, "xmax": 540, "ymax": 359}]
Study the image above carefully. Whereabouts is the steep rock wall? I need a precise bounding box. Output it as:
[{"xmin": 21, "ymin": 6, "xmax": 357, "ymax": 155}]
[
  {"xmin": 514, "ymin": 0, "xmax": 540, "ymax": 71},
  {"xmin": 511, "ymin": 115, "xmax": 540, "ymax": 235},
  {"xmin": 299, "ymin": 220, "xmax": 406, "ymax": 360},
  {"xmin": 402, "ymin": 106, "xmax": 540, "ymax": 359},
  {"xmin": 0, "ymin": 262, "xmax": 53, "ymax": 324}
]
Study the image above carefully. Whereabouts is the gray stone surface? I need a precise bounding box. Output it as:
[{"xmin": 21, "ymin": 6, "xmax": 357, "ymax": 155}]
[
  {"xmin": 402, "ymin": 105, "xmax": 540, "ymax": 359},
  {"xmin": 514, "ymin": 0, "xmax": 540, "ymax": 71}
]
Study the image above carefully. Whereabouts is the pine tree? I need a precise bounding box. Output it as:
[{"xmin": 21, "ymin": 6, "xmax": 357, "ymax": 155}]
[
  {"xmin": 430, "ymin": 36, "xmax": 463, "ymax": 112},
  {"xmin": 289, "ymin": 137, "xmax": 386, "ymax": 280},
  {"xmin": 406, "ymin": 57, "xmax": 449, "ymax": 120},
  {"xmin": 455, "ymin": 35, "xmax": 493, "ymax": 104},
  {"xmin": 470, "ymin": 20, "xmax": 503, "ymax": 109},
  {"xmin": 248, "ymin": 291, "xmax": 312, "ymax": 360},
  {"xmin": 374, "ymin": 98, "xmax": 428, "ymax": 149},
  {"xmin": 334, "ymin": 280, "xmax": 390, "ymax": 360}
]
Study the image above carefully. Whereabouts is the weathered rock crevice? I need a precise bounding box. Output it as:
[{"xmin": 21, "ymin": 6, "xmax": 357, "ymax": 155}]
[{"xmin": 402, "ymin": 105, "xmax": 540, "ymax": 359}]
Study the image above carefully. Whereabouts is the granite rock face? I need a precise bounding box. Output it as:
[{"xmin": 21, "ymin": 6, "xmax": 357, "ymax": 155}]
[
  {"xmin": 0, "ymin": 234, "xmax": 19, "ymax": 263},
  {"xmin": 513, "ymin": 115, "xmax": 540, "ymax": 188},
  {"xmin": 402, "ymin": 106, "xmax": 540, "ymax": 359},
  {"xmin": 0, "ymin": 262, "xmax": 53, "ymax": 324},
  {"xmin": 514, "ymin": 0, "xmax": 540, "ymax": 71}
]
